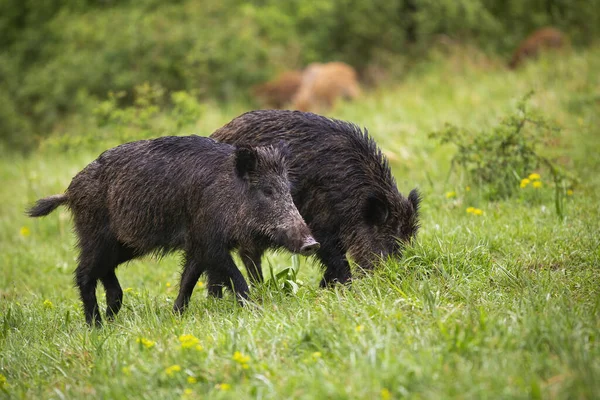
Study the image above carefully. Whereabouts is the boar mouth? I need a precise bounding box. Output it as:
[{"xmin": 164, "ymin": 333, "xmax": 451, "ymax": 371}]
[{"xmin": 298, "ymin": 236, "xmax": 320, "ymax": 256}]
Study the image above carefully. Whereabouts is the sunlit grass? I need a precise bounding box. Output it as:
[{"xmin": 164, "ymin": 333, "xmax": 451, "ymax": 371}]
[{"xmin": 1, "ymin": 48, "xmax": 599, "ymax": 399}]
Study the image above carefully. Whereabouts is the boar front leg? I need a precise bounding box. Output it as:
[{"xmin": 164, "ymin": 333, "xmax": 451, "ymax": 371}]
[
  {"xmin": 206, "ymin": 251, "xmax": 250, "ymax": 303},
  {"xmin": 317, "ymin": 236, "xmax": 352, "ymax": 287}
]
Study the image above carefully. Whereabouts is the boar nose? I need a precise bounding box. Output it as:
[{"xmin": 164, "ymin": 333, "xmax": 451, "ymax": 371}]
[{"xmin": 299, "ymin": 237, "xmax": 320, "ymax": 256}]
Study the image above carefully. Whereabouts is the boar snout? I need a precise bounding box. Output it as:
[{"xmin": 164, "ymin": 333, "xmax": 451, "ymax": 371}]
[
  {"xmin": 299, "ymin": 236, "xmax": 320, "ymax": 256},
  {"xmin": 276, "ymin": 218, "xmax": 320, "ymax": 256}
]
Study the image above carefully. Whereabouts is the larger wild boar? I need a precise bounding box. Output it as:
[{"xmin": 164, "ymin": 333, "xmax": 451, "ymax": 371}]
[
  {"xmin": 27, "ymin": 136, "xmax": 319, "ymax": 326},
  {"xmin": 212, "ymin": 110, "xmax": 420, "ymax": 287}
]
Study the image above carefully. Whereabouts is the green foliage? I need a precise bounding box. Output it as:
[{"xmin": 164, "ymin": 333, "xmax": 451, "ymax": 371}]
[
  {"xmin": 2, "ymin": 0, "xmax": 600, "ymax": 150},
  {"xmin": 430, "ymin": 93, "xmax": 572, "ymax": 218},
  {"xmin": 266, "ymin": 255, "xmax": 303, "ymax": 295},
  {"xmin": 94, "ymin": 83, "xmax": 166, "ymax": 141},
  {"xmin": 94, "ymin": 82, "xmax": 203, "ymax": 143}
]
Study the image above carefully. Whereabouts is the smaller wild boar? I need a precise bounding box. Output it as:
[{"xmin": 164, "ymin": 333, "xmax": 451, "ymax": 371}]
[
  {"xmin": 252, "ymin": 70, "xmax": 303, "ymax": 109},
  {"xmin": 292, "ymin": 62, "xmax": 361, "ymax": 112},
  {"xmin": 509, "ymin": 27, "xmax": 566, "ymax": 69},
  {"xmin": 27, "ymin": 136, "xmax": 319, "ymax": 327}
]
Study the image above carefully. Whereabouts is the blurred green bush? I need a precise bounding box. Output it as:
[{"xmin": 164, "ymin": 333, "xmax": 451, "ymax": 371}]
[{"xmin": 1, "ymin": 0, "xmax": 599, "ymax": 150}]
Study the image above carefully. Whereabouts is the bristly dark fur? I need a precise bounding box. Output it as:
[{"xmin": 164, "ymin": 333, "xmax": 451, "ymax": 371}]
[
  {"xmin": 212, "ymin": 110, "xmax": 421, "ymax": 286},
  {"xmin": 27, "ymin": 135, "xmax": 315, "ymax": 327}
]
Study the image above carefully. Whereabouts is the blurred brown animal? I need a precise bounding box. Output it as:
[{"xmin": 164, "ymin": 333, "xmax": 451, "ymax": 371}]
[
  {"xmin": 292, "ymin": 62, "xmax": 361, "ymax": 112},
  {"xmin": 509, "ymin": 27, "xmax": 566, "ymax": 69},
  {"xmin": 252, "ymin": 71, "xmax": 303, "ymax": 108}
]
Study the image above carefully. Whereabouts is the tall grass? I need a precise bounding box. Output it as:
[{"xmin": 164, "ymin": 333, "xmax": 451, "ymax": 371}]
[{"xmin": 1, "ymin": 48, "xmax": 599, "ymax": 399}]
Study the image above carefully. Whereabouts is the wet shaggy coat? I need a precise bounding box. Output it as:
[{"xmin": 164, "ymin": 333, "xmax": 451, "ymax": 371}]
[
  {"xmin": 509, "ymin": 27, "xmax": 566, "ymax": 69},
  {"xmin": 212, "ymin": 110, "xmax": 420, "ymax": 286},
  {"xmin": 27, "ymin": 136, "xmax": 316, "ymax": 326}
]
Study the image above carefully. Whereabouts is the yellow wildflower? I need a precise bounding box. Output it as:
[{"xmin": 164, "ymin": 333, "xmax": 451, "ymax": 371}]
[
  {"xmin": 532, "ymin": 181, "xmax": 542, "ymax": 189},
  {"xmin": 520, "ymin": 178, "xmax": 530, "ymax": 188},
  {"xmin": 43, "ymin": 299, "xmax": 54, "ymax": 309},
  {"xmin": 20, "ymin": 226, "xmax": 30, "ymax": 237},
  {"xmin": 381, "ymin": 388, "xmax": 392, "ymax": 400},
  {"xmin": 232, "ymin": 351, "xmax": 250, "ymax": 364},
  {"xmin": 136, "ymin": 337, "xmax": 156, "ymax": 349},
  {"xmin": 216, "ymin": 383, "xmax": 231, "ymax": 391},
  {"xmin": 567, "ymin": 189, "xmax": 573, "ymax": 196},
  {"xmin": 197, "ymin": 281, "xmax": 204, "ymax": 288},
  {"xmin": 179, "ymin": 334, "xmax": 200, "ymax": 349},
  {"xmin": 528, "ymin": 173, "xmax": 541, "ymax": 181},
  {"xmin": 445, "ymin": 191, "xmax": 456, "ymax": 199},
  {"xmin": 0, "ymin": 374, "xmax": 8, "ymax": 389},
  {"xmin": 121, "ymin": 367, "xmax": 131, "ymax": 376},
  {"xmin": 312, "ymin": 351, "xmax": 322, "ymax": 359},
  {"xmin": 355, "ymin": 325, "xmax": 364, "ymax": 333},
  {"xmin": 166, "ymin": 282, "xmax": 172, "ymax": 288},
  {"xmin": 165, "ymin": 364, "xmax": 181, "ymax": 376},
  {"xmin": 465, "ymin": 186, "xmax": 471, "ymax": 192},
  {"xmin": 183, "ymin": 388, "xmax": 193, "ymax": 396},
  {"xmin": 187, "ymin": 377, "xmax": 197, "ymax": 384},
  {"xmin": 466, "ymin": 207, "xmax": 483, "ymax": 215}
]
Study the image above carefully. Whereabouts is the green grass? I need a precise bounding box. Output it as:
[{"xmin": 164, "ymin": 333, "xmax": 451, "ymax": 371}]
[{"xmin": 1, "ymin": 48, "xmax": 600, "ymax": 399}]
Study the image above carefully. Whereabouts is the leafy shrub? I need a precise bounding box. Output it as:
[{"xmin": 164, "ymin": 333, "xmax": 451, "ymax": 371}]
[
  {"xmin": 430, "ymin": 93, "xmax": 573, "ymax": 217},
  {"xmin": 95, "ymin": 83, "xmax": 203, "ymax": 142}
]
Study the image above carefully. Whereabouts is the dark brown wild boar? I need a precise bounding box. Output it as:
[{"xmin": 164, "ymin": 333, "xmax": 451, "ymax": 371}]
[
  {"xmin": 27, "ymin": 136, "xmax": 318, "ymax": 326},
  {"xmin": 212, "ymin": 110, "xmax": 420, "ymax": 287},
  {"xmin": 509, "ymin": 27, "xmax": 566, "ymax": 69}
]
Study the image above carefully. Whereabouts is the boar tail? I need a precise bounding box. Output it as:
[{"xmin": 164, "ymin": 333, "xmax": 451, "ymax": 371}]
[{"xmin": 27, "ymin": 194, "xmax": 68, "ymax": 217}]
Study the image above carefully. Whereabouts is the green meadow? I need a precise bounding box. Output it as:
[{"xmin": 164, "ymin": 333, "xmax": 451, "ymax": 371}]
[{"xmin": 1, "ymin": 48, "xmax": 599, "ymax": 399}]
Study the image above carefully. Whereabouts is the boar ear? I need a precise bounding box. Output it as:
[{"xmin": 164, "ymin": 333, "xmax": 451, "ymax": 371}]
[
  {"xmin": 234, "ymin": 146, "xmax": 258, "ymax": 180},
  {"xmin": 364, "ymin": 194, "xmax": 389, "ymax": 225},
  {"xmin": 408, "ymin": 189, "xmax": 421, "ymax": 213}
]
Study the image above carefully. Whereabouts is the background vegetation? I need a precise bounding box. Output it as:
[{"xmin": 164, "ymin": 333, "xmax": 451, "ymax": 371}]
[
  {"xmin": 1, "ymin": 1, "xmax": 600, "ymax": 398},
  {"xmin": 1, "ymin": 0, "xmax": 600, "ymax": 150}
]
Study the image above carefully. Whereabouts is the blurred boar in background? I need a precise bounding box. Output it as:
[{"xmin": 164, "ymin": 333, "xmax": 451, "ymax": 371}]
[
  {"xmin": 509, "ymin": 27, "xmax": 566, "ymax": 69},
  {"xmin": 252, "ymin": 70, "xmax": 303, "ymax": 109},
  {"xmin": 212, "ymin": 110, "xmax": 420, "ymax": 287},
  {"xmin": 27, "ymin": 136, "xmax": 318, "ymax": 326},
  {"xmin": 292, "ymin": 62, "xmax": 361, "ymax": 112}
]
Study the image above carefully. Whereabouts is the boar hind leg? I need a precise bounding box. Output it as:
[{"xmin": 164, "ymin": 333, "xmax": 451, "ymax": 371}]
[
  {"xmin": 75, "ymin": 242, "xmax": 121, "ymax": 327},
  {"xmin": 239, "ymin": 245, "xmax": 266, "ymax": 284},
  {"xmin": 317, "ymin": 238, "xmax": 352, "ymax": 288},
  {"xmin": 100, "ymin": 271, "xmax": 122, "ymax": 320},
  {"xmin": 174, "ymin": 255, "xmax": 207, "ymax": 314},
  {"xmin": 101, "ymin": 244, "xmax": 136, "ymax": 320},
  {"xmin": 75, "ymin": 236, "xmax": 130, "ymax": 326}
]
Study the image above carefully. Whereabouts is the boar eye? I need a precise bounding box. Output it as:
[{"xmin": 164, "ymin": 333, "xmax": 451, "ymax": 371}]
[{"xmin": 262, "ymin": 187, "xmax": 275, "ymax": 197}]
